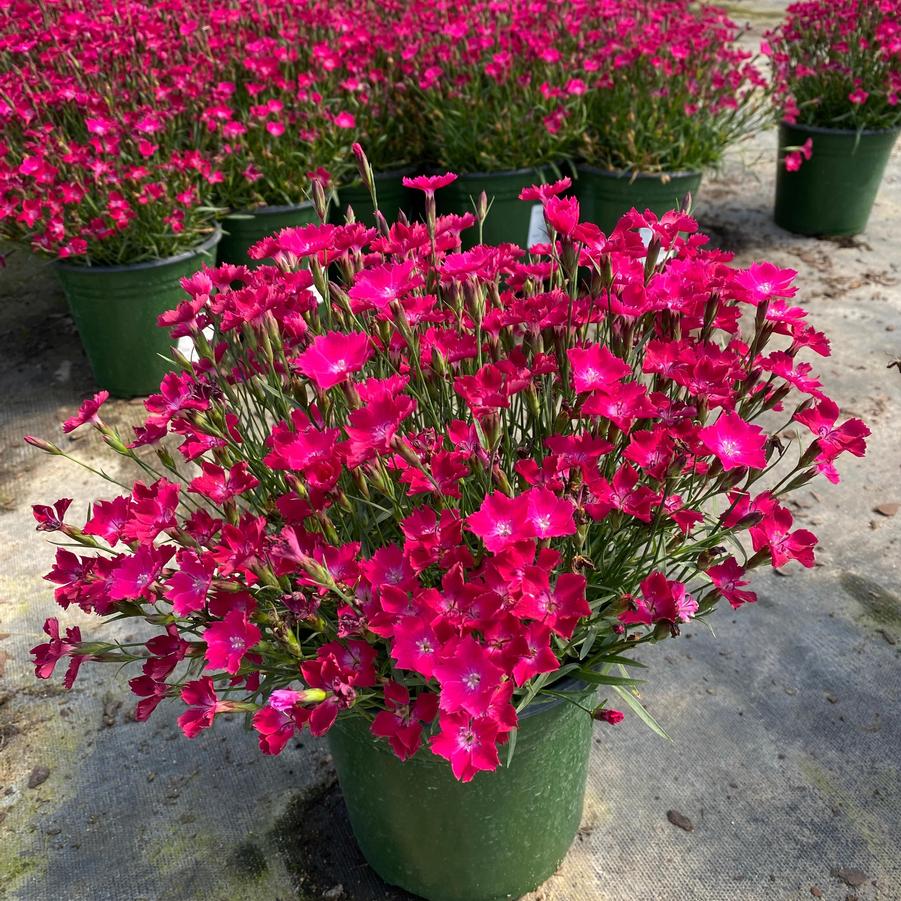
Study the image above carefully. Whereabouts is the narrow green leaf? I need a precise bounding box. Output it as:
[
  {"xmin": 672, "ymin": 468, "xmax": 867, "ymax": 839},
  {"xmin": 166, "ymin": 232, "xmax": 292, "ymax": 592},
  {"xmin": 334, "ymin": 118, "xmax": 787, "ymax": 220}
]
[
  {"xmin": 505, "ymin": 727, "xmax": 518, "ymax": 768},
  {"xmin": 577, "ymin": 669, "xmax": 642, "ymax": 687},
  {"xmin": 612, "ymin": 685, "xmax": 671, "ymax": 741},
  {"xmin": 578, "ymin": 626, "xmax": 599, "ymax": 660},
  {"xmin": 594, "ymin": 653, "xmax": 647, "ymax": 669}
]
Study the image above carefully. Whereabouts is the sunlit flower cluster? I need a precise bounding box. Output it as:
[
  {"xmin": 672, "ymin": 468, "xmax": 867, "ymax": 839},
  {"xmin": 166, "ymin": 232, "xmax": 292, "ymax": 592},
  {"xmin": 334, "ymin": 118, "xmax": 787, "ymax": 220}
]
[
  {"xmin": 765, "ymin": 0, "xmax": 901, "ymax": 138},
  {"xmin": 28, "ymin": 159, "xmax": 867, "ymax": 779}
]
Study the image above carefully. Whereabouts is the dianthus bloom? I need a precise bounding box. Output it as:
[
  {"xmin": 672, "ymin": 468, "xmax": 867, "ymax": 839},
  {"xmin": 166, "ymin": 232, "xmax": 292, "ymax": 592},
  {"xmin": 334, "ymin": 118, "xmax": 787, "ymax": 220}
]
[{"xmin": 26, "ymin": 166, "xmax": 864, "ymax": 782}]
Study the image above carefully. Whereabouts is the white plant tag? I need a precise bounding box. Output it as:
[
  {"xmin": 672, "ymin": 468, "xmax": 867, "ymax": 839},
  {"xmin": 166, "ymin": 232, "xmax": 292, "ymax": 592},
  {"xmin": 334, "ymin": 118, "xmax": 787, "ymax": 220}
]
[
  {"xmin": 177, "ymin": 325, "xmax": 214, "ymax": 363},
  {"xmin": 638, "ymin": 226, "xmax": 676, "ymax": 264},
  {"xmin": 527, "ymin": 204, "xmax": 549, "ymax": 248}
]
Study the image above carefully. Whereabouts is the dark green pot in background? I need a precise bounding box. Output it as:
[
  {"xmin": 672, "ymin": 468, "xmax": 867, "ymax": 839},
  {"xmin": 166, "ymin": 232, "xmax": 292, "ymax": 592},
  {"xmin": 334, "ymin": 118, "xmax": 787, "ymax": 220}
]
[
  {"xmin": 328, "ymin": 689, "xmax": 595, "ymax": 901},
  {"xmin": 774, "ymin": 122, "xmax": 900, "ymax": 236},
  {"xmin": 217, "ymin": 201, "xmax": 317, "ymax": 266},
  {"xmin": 436, "ymin": 166, "xmax": 556, "ymax": 249},
  {"xmin": 576, "ymin": 165, "xmax": 702, "ymax": 232},
  {"xmin": 55, "ymin": 229, "xmax": 220, "ymax": 398},
  {"xmin": 333, "ymin": 168, "xmax": 418, "ymax": 228}
]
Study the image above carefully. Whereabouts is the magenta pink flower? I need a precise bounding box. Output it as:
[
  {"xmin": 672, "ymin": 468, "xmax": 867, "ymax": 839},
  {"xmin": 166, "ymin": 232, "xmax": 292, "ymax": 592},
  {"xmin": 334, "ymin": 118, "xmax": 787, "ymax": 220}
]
[
  {"xmin": 511, "ymin": 623, "xmax": 560, "ymax": 685},
  {"xmin": 295, "ymin": 331, "xmax": 372, "ymax": 389},
  {"xmin": 735, "ymin": 262, "xmax": 798, "ymax": 304},
  {"xmin": 128, "ymin": 675, "xmax": 169, "ymax": 722},
  {"xmin": 581, "ymin": 380, "xmax": 656, "ymax": 433},
  {"xmin": 707, "ymin": 557, "xmax": 757, "ymax": 609},
  {"xmin": 783, "ymin": 138, "xmax": 813, "ymax": 173},
  {"xmin": 370, "ymin": 681, "xmax": 439, "ymax": 761},
  {"xmin": 189, "ymin": 461, "xmax": 259, "ymax": 503},
  {"xmin": 515, "ymin": 571, "xmax": 590, "ymax": 639},
  {"xmin": 391, "ymin": 616, "xmax": 440, "ymax": 677},
  {"xmin": 433, "ymin": 635, "xmax": 505, "ymax": 716},
  {"xmin": 595, "ymin": 708, "xmax": 624, "ymax": 725},
  {"xmin": 345, "ymin": 391, "xmax": 417, "ymax": 461},
  {"xmin": 542, "ymin": 194, "xmax": 580, "ymax": 236},
  {"xmin": 430, "ymin": 711, "xmax": 502, "ymax": 782},
  {"xmin": 402, "ymin": 173, "xmax": 457, "ymax": 194},
  {"xmin": 524, "ymin": 487, "xmax": 577, "ymax": 540},
  {"xmin": 585, "ymin": 464, "xmax": 658, "ymax": 522},
  {"xmin": 31, "ymin": 617, "xmax": 83, "ymax": 689},
  {"xmin": 519, "ymin": 178, "xmax": 572, "ymax": 202},
  {"xmin": 203, "ymin": 609, "xmax": 262, "ymax": 674},
  {"xmin": 751, "ymin": 505, "xmax": 817, "ymax": 568},
  {"xmin": 264, "ymin": 410, "xmax": 340, "ymax": 472},
  {"xmin": 795, "ymin": 398, "xmax": 869, "ymax": 462},
  {"xmin": 110, "ymin": 544, "xmax": 175, "ymax": 601},
  {"xmin": 620, "ymin": 572, "xmax": 698, "ymax": 626},
  {"xmin": 178, "ymin": 677, "xmax": 235, "ymax": 739},
  {"xmin": 62, "ymin": 391, "xmax": 109, "ymax": 433},
  {"xmin": 568, "ymin": 343, "xmax": 631, "ymax": 392},
  {"xmin": 164, "ymin": 550, "xmax": 214, "ymax": 615},
  {"xmin": 252, "ymin": 689, "xmax": 314, "ymax": 755},
  {"xmin": 348, "ymin": 261, "xmax": 423, "ymax": 313},
  {"xmin": 32, "ymin": 498, "xmax": 72, "ymax": 532},
  {"xmin": 467, "ymin": 491, "xmax": 530, "ymax": 552},
  {"xmin": 83, "ymin": 496, "xmax": 130, "ymax": 545},
  {"xmin": 699, "ymin": 412, "xmax": 767, "ymax": 470}
]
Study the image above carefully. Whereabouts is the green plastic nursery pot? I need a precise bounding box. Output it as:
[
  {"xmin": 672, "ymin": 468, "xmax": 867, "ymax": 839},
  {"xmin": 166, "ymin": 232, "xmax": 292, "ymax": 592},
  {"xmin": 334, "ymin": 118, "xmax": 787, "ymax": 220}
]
[
  {"xmin": 217, "ymin": 201, "xmax": 317, "ymax": 266},
  {"xmin": 55, "ymin": 229, "xmax": 220, "ymax": 398},
  {"xmin": 576, "ymin": 164, "xmax": 703, "ymax": 232},
  {"xmin": 333, "ymin": 168, "xmax": 418, "ymax": 228},
  {"xmin": 328, "ymin": 689, "xmax": 595, "ymax": 901},
  {"xmin": 774, "ymin": 122, "xmax": 900, "ymax": 237},
  {"xmin": 436, "ymin": 166, "xmax": 557, "ymax": 249}
]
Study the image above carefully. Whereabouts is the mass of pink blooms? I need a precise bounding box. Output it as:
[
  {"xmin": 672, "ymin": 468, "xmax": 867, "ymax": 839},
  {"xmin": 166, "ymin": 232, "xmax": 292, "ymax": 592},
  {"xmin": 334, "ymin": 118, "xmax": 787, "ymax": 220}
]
[
  {"xmin": 28, "ymin": 156, "xmax": 868, "ymax": 780},
  {"xmin": 0, "ymin": 0, "xmax": 765, "ymax": 264},
  {"xmin": 765, "ymin": 0, "xmax": 901, "ymax": 145}
]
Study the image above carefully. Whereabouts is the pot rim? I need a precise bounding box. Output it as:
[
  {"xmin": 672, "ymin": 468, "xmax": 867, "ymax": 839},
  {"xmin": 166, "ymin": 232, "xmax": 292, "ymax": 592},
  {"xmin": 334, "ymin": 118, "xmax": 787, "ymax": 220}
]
[
  {"xmin": 577, "ymin": 162, "xmax": 703, "ymax": 180},
  {"xmin": 55, "ymin": 226, "xmax": 222, "ymax": 273},
  {"xmin": 224, "ymin": 199, "xmax": 314, "ymax": 219},
  {"xmin": 340, "ymin": 164, "xmax": 420, "ymax": 189},
  {"xmin": 432, "ymin": 163, "xmax": 561, "ymax": 181},
  {"xmin": 780, "ymin": 119, "xmax": 901, "ymax": 138}
]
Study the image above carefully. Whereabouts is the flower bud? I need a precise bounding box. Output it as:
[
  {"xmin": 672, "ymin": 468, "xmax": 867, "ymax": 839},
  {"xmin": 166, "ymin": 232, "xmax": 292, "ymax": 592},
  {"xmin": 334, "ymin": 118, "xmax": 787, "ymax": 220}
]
[
  {"xmin": 24, "ymin": 435, "xmax": 62, "ymax": 455},
  {"xmin": 311, "ymin": 178, "xmax": 329, "ymax": 223}
]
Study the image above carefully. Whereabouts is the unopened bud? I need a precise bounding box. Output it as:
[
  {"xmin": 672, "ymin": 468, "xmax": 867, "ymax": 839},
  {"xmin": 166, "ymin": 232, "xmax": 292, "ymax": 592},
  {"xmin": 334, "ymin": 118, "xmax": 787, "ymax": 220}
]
[{"xmin": 24, "ymin": 435, "xmax": 62, "ymax": 455}]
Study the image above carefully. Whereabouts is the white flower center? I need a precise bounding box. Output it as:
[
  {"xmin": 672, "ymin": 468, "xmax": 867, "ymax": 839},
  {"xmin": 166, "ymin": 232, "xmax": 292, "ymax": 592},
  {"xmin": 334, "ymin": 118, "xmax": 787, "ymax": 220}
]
[
  {"xmin": 719, "ymin": 438, "xmax": 739, "ymax": 457},
  {"xmin": 462, "ymin": 671, "xmax": 481, "ymax": 691}
]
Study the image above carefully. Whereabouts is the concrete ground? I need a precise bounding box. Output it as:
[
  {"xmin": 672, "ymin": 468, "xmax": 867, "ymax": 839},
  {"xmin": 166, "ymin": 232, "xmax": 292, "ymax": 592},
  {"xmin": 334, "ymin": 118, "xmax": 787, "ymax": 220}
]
[{"xmin": 1, "ymin": 5, "xmax": 900, "ymax": 899}]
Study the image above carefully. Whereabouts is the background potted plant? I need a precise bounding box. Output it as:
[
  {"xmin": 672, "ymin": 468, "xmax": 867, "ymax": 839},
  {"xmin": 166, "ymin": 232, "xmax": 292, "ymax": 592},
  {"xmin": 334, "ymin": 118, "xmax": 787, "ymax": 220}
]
[
  {"xmin": 326, "ymin": 12, "xmax": 425, "ymax": 228},
  {"xmin": 192, "ymin": 1, "xmax": 357, "ymax": 264},
  {"xmin": 765, "ymin": 0, "xmax": 901, "ymax": 236},
  {"xmin": 409, "ymin": 0, "xmax": 582, "ymax": 247},
  {"xmin": 0, "ymin": 0, "xmax": 221, "ymax": 397},
  {"xmin": 26, "ymin": 150, "xmax": 867, "ymax": 900},
  {"xmin": 574, "ymin": 0, "xmax": 767, "ymax": 231}
]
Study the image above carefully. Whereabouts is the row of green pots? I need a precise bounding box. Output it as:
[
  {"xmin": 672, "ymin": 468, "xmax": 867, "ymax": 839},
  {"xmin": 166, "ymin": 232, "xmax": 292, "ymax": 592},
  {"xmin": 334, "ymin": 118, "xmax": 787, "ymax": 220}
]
[{"xmin": 53, "ymin": 121, "xmax": 898, "ymax": 399}]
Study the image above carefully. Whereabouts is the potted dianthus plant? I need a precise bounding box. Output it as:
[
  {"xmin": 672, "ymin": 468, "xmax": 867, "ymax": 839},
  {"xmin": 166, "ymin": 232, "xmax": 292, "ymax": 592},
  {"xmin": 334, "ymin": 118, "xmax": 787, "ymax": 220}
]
[
  {"xmin": 0, "ymin": 1, "xmax": 221, "ymax": 397},
  {"xmin": 574, "ymin": 0, "xmax": 768, "ymax": 230},
  {"xmin": 325, "ymin": 15, "xmax": 426, "ymax": 228},
  {"xmin": 410, "ymin": 0, "xmax": 582, "ymax": 247},
  {"xmin": 193, "ymin": 1, "xmax": 356, "ymax": 265},
  {"xmin": 765, "ymin": 0, "xmax": 901, "ymax": 236},
  {"xmin": 28, "ymin": 150, "xmax": 867, "ymax": 901}
]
